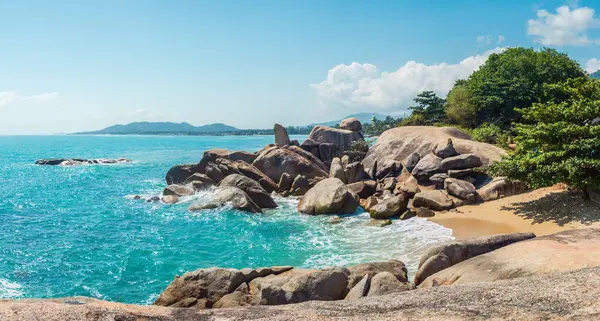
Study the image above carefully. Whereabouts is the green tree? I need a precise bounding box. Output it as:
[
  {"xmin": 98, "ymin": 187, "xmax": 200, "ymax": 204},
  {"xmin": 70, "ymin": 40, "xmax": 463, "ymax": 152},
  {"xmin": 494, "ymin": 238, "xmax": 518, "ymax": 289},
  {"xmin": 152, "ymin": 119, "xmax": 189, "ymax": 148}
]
[
  {"xmin": 489, "ymin": 77, "xmax": 600, "ymax": 194},
  {"xmin": 466, "ymin": 47, "xmax": 586, "ymax": 127},
  {"xmin": 445, "ymin": 83, "xmax": 476, "ymax": 128},
  {"xmin": 408, "ymin": 91, "xmax": 446, "ymax": 124}
]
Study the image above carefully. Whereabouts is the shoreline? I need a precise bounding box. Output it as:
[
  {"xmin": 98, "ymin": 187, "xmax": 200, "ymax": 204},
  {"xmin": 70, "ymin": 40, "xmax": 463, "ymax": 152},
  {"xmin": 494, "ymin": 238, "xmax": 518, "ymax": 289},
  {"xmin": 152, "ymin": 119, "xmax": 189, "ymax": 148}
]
[{"xmin": 430, "ymin": 185, "xmax": 600, "ymax": 239}]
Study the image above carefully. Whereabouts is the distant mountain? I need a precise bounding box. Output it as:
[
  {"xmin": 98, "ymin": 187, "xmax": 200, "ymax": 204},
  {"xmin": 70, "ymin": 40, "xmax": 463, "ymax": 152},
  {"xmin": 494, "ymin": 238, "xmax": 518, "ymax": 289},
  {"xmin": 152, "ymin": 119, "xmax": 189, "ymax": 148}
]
[
  {"xmin": 76, "ymin": 121, "xmax": 238, "ymax": 135},
  {"xmin": 311, "ymin": 113, "xmax": 392, "ymax": 127},
  {"xmin": 591, "ymin": 70, "xmax": 600, "ymax": 80}
]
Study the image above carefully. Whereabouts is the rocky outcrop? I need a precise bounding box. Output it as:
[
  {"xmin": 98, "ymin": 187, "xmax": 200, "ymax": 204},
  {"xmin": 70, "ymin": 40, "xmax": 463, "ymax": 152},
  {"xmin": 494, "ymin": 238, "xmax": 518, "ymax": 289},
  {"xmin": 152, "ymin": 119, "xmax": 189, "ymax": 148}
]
[
  {"xmin": 35, "ymin": 158, "xmax": 131, "ymax": 166},
  {"xmin": 368, "ymin": 194, "xmax": 409, "ymax": 219},
  {"xmin": 165, "ymin": 164, "xmax": 202, "ymax": 185},
  {"xmin": 188, "ymin": 187, "xmax": 262, "ymax": 213},
  {"xmin": 184, "ymin": 173, "xmax": 216, "ymax": 191},
  {"xmin": 339, "ymin": 117, "xmax": 362, "ymax": 132},
  {"xmin": 410, "ymin": 154, "xmax": 442, "ymax": 182},
  {"xmin": 274, "ymin": 124, "xmax": 291, "ymax": 147},
  {"xmin": 366, "ymin": 272, "xmax": 412, "ymax": 297},
  {"xmin": 412, "ymin": 190, "xmax": 454, "ymax": 211},
  {"xmin": 297, "ymin": 178, "xmax": 358, "ymax": 215},
  {"xmin": 477, "ymin": 177, "xmax": 528, "ymax": 201},
  {"xmin": 218, "ymin": 174, "xmax": 277, "ymax": 209},
  {"xmin": 362, "ymin": 126, "xmax": 505, "ymax": 171},
  {"xmin": 420, "ymin": 229, "xmax": 600, "ymax": 287},
  {"xmin": 414, "ymin": 232, "xmax": 536, "ymax": 286},
  {"xmin": 347, "ymin": 180, "xmax": 377, "ymax": 199},
  {"xmin": 7, "ymin": 267, "xmax": 600, "ymax": 320},
  {"xmin": 163, "ymin": 185, "xmax": 195, "ymax": 197},
  {"xmin": 306, "ymin": 125, "xmax": 364, "ymax": 156},
  {"xmin": 253, "ymin": 147, "xmax": 328, "ymax": 184},
  {"xmin": 329, "ymin": 157, "xmax": 347, "ymax": 183},
  {"xmin": 201, "ymin": 148, "xmax": 257, "ymax": 165},
  {"xmin": 444, "ymin": 178, "xmax": 477, "ymax": 202}
]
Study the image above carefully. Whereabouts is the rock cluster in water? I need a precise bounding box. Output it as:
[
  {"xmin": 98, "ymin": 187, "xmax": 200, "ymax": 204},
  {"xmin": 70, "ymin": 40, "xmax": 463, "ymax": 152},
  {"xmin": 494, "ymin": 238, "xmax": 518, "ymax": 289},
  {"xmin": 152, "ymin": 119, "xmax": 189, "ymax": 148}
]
[
  {"xmin": 158, "ymin": 119, "xmax": 528, "ymax": 219},
  {"xmin": 35, "ymin": 158, "xmax": 131, "ymax": 166}
]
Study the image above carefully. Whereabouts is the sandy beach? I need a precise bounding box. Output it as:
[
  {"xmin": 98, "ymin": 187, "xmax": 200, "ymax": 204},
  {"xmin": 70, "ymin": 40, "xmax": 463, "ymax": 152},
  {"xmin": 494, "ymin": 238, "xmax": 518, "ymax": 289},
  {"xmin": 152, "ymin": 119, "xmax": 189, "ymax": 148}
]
[{"xmin": 430, "ymin": 185, "xmax": 600, "ymax": 239}]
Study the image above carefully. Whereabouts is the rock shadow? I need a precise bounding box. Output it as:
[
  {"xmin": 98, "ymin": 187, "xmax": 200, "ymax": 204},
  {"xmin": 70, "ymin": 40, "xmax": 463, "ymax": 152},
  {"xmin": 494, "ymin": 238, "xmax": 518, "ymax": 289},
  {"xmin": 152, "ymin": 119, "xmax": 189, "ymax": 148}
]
[{"xmin": 501, "ymin": 190, "xmax": 600, "ymax": 226}]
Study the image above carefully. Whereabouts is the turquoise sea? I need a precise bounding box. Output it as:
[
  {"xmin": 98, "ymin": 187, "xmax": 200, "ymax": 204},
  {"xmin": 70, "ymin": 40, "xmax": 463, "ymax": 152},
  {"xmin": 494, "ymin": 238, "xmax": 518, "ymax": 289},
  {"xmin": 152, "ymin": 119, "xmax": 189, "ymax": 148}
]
[{"xmin": 0, "ymin": 135, "xmax": 452, "ymax": 304}]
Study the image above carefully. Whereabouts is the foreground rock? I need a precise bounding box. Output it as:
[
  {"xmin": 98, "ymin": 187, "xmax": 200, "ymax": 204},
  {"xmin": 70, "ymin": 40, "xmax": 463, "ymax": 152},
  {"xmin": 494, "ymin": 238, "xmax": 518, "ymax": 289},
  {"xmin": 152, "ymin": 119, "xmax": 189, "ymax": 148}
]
[
  {"xmin": 35, "ymin": 158, "xmax": 131, "ymax": 166},
  {"xmin": 188, "ymin": 187, "xmax": 262, "ymax": 213},
  {"xmin": 155, "ymin": 261, "xmax": 408, "ymax": 309},
  {"xmin": 362, "ymin": 126, "xmax": 505, "ymax": 171},
  {"xmin": 414, "ymin": 232, "xmax": 536, "ymax": 285},
  {"xmin": 419, "ymin": 229, "xmax": 600, "ymax": 287},
  {"xmin": 7, "ymin": 266, "xmax": 600, "ymax": 320},
  {"xmin": 368, "ymin": 194, "xmax": 409, "ymax": 219},
  {"xmin": 273, "ymin": 123, "xmax": 291, "ymax": 147},
  {"xmin": 297, "ymin": 178, "xmax": 358, "ymax": 215}
]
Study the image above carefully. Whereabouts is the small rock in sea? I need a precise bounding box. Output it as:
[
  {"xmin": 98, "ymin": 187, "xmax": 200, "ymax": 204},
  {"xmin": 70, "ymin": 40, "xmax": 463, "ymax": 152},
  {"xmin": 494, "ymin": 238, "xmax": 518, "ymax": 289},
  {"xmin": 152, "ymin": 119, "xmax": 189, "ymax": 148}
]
[
  {"xmin": 329, "ymin": 216, "xmax": 342, "ymax": 224},
  {"xmin": 133, "ymin": 195, "xmax": 141, "ymax": 200},
  {"xmin": 367, "ymin": 219, "xmax": 392, "ymax": 227},
  {"xmin": 162, "ymin": 195, "xmax": 179, "ymax": 204},
  {"xmin": 146, "ymin": 196, "xmax": 161, "ymax": 203}
]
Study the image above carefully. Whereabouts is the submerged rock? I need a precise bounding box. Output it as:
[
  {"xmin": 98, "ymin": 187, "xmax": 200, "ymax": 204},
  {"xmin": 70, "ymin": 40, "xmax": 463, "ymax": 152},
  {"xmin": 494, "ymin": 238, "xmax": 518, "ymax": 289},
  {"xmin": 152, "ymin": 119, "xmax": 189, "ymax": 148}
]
[
  {"xmin": 188, "ymin": 187, "xmax": 262, "ymax": 213},
  {"xmin": 35, "ymin": 158, "xmax": 131, "ymax": 166},
  {"xmin": 163, "ymin": 185, "xmax": 195, "ymax": 197}
]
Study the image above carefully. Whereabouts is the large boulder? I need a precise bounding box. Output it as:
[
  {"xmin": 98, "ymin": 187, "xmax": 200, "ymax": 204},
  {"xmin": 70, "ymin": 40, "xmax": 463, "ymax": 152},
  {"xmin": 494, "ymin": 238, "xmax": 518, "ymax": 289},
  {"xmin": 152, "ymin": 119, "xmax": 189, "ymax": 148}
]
[
  {"xmin": 154, "ymin": 268, "xmax": 246, "ymax": 307},
  {"xmin": 339, "ymin": 117, "xmax": 362, "ymax": 132},
  {"xmin": 366, "ymin": 272, "xmax": 412, "ymax": 297},
  {"xmin": 433, "ymin": 138, "xmax": 458, "ymax": 158},
  {"xmin": 410, "ymin": 154, "xmax": 442, "ymax": 182},
  {"xmin": 253, "ymin": 147, "xmax": 328, "ymax": 184},
  {"xmin": 412, "ymin": 190, "xmax": 454, "ymax": 211},
  {"xmin": 343, "ymin": 162, "xmax": 365, "ymax": 184},
  {"xmin": 344, "ymin": 260, "xmax": 408, "ymax": 291},
  {"xmin": 273, "ymin": 124, "xmax": 291, "ymax": 147},
  {"xmin": 283, "ymin": 145, "xmax": 328, "ymax": 172},
  {"xmin": 297, "ymin": 178, "xmax": 358, "ymax": 215},
  {"xmin": 329, "ymin": 157, "xmax": 347, "ymax": 183},
  {"xmin": 218, "ymin": 174, "xmax": 277, "ymax": 209},
  {"xmin": 201, "ymin": 148, "xmax": 257, "ymax": 166},
  {"xmin": 362, "ymin": 126, "xmax": 505, "ymax": 172},
  {"xmin": 184, "ymin": 173, "xmax": 216, "ymax": 190},
  {"xmin": 419, "ymin": 229, "xmax": 600, "ymax": 288},
  {"xmin": 163, "ymin": 185, "xmax": 195, "ymax": 197},
  {"xmin": 369, "ymin": 194, "xmax": 409, "ymax": 219},
  {"xmin": 189, "ymin": 187, "xmax": 262, "ymax": 213},
  {"xmin": 478, "ymin": 177, "xmax": 528, "ymax": 201},
  {"xmin": 444, "ymin": 178, "xmax": 477, "ymax": 202},
  {"xmin": 347, "ymin": 180, "xmax": 377, "ymax": 199},
  {"xmin": 440, "ymin": 154, "xmax": 483, "ymax": 171},
  {"xmin": 375, "ymin": 159, "xmax": 403, "ymax": 180},
  {"xmin": 307, "ymin": 125, "xmax": 364, "ymax": 153},
  {"xmin": 166, "ymin": 164, "xmax": 201, "ymax": 185},
  {"xmin": 414, "ymin": 232, "xmax": 536, "ymax": 286},
  {"xmin": 213, "ymin": 158, "xmax": 278, "ymax": 193}
]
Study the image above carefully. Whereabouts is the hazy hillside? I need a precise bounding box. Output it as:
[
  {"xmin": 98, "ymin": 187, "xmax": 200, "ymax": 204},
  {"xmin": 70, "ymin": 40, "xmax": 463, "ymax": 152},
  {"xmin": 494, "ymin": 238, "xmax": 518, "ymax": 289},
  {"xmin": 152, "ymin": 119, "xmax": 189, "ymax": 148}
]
[
  {"xmin": 592, "ymin": 70, "xmax": 600, "ymax": 79},
  {"xmin": 76, "ymin": 122, "xmax": 238, "ymax": 135}
]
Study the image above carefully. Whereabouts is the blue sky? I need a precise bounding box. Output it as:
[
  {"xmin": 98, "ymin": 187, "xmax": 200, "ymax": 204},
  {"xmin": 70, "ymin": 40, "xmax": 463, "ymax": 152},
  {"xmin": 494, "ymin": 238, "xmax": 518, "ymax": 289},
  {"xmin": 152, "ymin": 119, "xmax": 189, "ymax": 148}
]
[{"xmin": 1, "ymin": 0, "xmax": 599, "ymax": 134}]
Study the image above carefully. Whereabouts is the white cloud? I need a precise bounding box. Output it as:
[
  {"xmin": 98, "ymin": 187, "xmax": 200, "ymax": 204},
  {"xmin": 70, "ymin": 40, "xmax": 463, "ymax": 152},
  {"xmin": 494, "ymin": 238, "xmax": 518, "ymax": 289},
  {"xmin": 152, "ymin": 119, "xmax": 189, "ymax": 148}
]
[
  {"xmin": 586, "ymin": 58, "xmax": 600, "ymax": 73},
  {"xmin": 528, "ymin": 5, "xmax": 600, "ymax": 46},
  {"xmin": 476, "ymin": 35, "xmax": 492, "ymax": 45},
  {"xmin": 497, "ymin": 35, "xmax": 505, "ymax": 44},
  {"xmin": 311, "ymin": 47, "xmax": 505, "ymax": 112},
  {"xmin": 0, "ymin": 91, "xmax": 18, "ymax": 107},
  {"xmin": 0, "ymin": 91, "xmax": 60, "ymax": 108}
]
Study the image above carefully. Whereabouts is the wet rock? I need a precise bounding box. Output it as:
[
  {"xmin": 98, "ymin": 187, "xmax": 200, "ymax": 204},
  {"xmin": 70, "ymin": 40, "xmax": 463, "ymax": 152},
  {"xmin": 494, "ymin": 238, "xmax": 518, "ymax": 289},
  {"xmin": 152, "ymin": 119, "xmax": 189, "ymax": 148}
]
[
  {"xmin": 219, "ymin": 174, "xmax": 277, "ymax": 209},
  {"xmin": 189, "ymin": 187, "xmax": 262, "ymax": 213},
  {"xmin": 369, "ymin": 194, "xmax": 409, "ymax": 219},
  {"xmin": 277, "ymin": 172, "xmax": 293, "ymax": 193},
  {"xmin": 205, "ymin": 163, "xmax": 226, "ymax": 183},
  {"xmin": 146, "ymin": 196, "xmax": 161, "ymax": 203},
  {"xmin": 163, "ymin": 185, "xmax": 195, "ymax": 197},
  {"xmin": 399, "ymin": 209, "xmax": 416, "ymax": 220},
  {"xmin": 162, "ymin": 195, "xmax": 180, "ymax": 204},
  {"xmin": 329, "ymin": 215, "xmax": 342, "ymax": 224},
  {"xmin": 367, "ymin": 219, "xmax": 392, "ymax": 227},
  {"xmin": 359, "ymin": 196, "xmax": 379, "ymax": 211},
  {"xmin": 166, "ymin": 164, "xmax": 201, "ymax": 185}
]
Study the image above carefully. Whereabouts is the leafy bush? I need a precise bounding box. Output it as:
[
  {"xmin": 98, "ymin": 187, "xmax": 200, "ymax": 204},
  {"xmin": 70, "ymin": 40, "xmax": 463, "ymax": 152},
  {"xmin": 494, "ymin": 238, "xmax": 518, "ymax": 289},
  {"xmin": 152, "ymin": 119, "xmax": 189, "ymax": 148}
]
[
  {"xmin": 471, "ymin": 123, "xmax": 505, "ymax": 144},
  {"xmin": 445, "ymin": 84, "xmax": 476, "ymax": 128},
  {"xmin": 489, "ymin": 77, "xmax": 600, "ymax": 192}
]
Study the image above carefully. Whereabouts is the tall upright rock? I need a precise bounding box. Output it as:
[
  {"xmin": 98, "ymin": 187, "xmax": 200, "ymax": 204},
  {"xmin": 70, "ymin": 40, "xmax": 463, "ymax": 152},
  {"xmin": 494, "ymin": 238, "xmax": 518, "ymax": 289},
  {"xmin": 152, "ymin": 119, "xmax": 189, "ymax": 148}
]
[{"xmin": 274, "ymin": 123, "xmax": 291, "ymax": 147}]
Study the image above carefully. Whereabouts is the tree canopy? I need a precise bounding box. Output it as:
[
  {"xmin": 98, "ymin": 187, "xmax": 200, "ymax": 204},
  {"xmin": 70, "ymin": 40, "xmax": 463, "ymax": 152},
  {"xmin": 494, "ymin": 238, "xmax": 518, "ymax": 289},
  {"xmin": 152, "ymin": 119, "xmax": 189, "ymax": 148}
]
[
  {"xmin": 464, "ymin": 47, "xmax": 586, "ymax": 127},
  {"xmin": 489, "ymin": 77, "xmax": 600, "ymax": 192}
]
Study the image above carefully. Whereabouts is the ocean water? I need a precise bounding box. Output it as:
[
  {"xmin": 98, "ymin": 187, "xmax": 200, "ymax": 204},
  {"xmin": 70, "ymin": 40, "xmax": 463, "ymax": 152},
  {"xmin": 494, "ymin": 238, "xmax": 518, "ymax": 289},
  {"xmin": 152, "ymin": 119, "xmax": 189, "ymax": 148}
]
[{"xmin": 0, "ymin": 135, "xmax": 453, "ymax": 304}]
